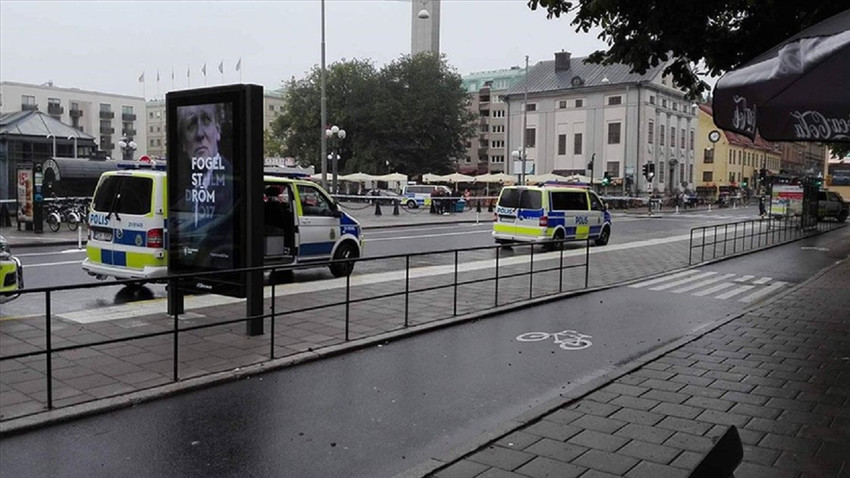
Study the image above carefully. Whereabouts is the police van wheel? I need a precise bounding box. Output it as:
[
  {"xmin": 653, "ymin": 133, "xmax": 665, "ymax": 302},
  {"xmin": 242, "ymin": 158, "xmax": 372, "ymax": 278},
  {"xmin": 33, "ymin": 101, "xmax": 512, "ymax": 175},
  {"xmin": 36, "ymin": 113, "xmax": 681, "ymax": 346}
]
[
  {"xmin": 546, "ymin": 230, "xmax": 565, "ymax": 251},
  {"xmin": 405, "ymin": 200, "xmax": 417, "ymax": 209},
  {"xmin": 330, "ymin": 243, "xmax": 358, "ymax": 277},
  {"xmin": 595, "ymin": 226, "xmax": 611, "ymax": 246}
]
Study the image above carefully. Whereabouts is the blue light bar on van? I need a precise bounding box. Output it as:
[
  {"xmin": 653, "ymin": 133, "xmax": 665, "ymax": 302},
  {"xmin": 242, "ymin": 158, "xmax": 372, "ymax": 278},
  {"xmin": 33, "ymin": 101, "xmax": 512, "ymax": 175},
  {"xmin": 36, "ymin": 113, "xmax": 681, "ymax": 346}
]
[{"xmin": 117, "ymin": 160, "xmax": 167, "ymax": 171}]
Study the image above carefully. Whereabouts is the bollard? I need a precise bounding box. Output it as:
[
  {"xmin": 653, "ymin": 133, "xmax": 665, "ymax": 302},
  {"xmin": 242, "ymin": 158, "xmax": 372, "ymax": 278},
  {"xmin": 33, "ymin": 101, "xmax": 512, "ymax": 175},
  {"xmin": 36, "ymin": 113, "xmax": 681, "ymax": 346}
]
[
  {"xmin": 429, "ymin": 200, "xmax": 436, "ymax": 214},
  {"xmin": 374, "ymin": 201, "xmax": 382, "ymax": 216},
  {"xmin": 675, "ymin": 205, "xmax": 679, "ymax": 214},
  {"xmin": 708, "ymin": 203, "xmax": 712, "ymax": 212},
  {"xmin": 393, "ymin": 199, "xmax": 400, "ymax": 216},
  {"xmin": 476, "ymin": 200, "xmax": 482, "ymax": 213}
]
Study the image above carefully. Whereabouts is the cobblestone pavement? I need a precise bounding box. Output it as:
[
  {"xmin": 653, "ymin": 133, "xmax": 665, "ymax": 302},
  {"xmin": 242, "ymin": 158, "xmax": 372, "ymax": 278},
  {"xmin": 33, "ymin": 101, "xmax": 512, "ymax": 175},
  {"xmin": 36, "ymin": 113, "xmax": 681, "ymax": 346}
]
[{"xmin": 421, "ymin": 256, "xmax": 850, "ymax": 478}]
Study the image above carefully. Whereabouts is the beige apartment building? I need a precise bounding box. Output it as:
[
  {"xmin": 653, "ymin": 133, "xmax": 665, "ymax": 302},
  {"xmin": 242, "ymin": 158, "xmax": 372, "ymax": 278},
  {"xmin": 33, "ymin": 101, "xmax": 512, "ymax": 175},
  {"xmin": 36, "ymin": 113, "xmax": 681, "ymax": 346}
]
[{"xmin": 0, "ymin": 81, "xmax": 146, "ymax": 161}]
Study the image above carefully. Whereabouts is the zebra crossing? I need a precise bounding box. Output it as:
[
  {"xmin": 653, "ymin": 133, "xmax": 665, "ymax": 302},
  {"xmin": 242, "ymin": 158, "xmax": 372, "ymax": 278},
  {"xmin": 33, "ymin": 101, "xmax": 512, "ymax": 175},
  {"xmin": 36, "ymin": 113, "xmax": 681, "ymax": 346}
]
[{"xmin": 629, "ymin": 269, "xmax": 789, "ymax": 303}]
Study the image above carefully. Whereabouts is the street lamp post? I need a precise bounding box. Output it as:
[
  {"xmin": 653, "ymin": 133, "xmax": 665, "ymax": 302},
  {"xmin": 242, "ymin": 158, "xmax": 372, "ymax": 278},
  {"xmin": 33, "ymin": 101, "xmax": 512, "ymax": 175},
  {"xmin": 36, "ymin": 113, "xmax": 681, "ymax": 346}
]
[
  {"xmin": 68, "ymin": 135, "xmax": 78, "ymax": 158},
  {"xmin": 325, "ymin": 125, "xmax": 346, "ymax": 194},
  {"xmin": 511, "ymin": 149, "xmax": 524, "ymax": 184},
  {"xmin": 320, "ymin": 0, "xmax": 328, "ymax": 189},
  {"xmin": 46, "ymin": 134, "xmax": 56, "ymax": 157},
  {"xmin": 118, "ymin": 135, "xmax": 137, "ymax": 161}
]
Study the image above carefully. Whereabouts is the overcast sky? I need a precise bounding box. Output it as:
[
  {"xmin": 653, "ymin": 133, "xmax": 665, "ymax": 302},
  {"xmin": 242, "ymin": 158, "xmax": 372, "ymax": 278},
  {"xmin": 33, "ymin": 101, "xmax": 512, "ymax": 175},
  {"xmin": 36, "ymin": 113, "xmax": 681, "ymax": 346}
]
[{"xmin": 0, "ymin": 0, "xmax": 608, "ymax": 100}]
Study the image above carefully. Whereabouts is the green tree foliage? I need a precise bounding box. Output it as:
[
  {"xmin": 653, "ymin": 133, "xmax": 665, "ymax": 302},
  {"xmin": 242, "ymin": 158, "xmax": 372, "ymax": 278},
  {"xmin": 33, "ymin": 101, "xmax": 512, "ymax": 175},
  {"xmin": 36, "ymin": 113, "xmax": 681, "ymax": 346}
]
[
  {"xmin": 263, "ymin": 130, "xmax": 285, "ymax": 158},
  {"xmin": 271, "ymin": 53, "xmax": 475, "ymax": 176},
  {"xmin": 527, "ymin": 0, "xmax": 848, "ymax": 100}
]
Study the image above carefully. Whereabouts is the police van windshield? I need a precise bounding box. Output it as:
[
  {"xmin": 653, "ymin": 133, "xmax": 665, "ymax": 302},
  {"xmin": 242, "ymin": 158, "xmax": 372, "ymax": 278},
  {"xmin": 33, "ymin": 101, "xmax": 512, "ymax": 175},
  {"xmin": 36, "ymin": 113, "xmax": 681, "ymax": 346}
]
[
  {"xmin": 92, "ymin": 176, "xmax": 152, "ymax": 215},
  {"xmin": 498, "ymin": 188, "xmax": 542, "ymax": 209}
]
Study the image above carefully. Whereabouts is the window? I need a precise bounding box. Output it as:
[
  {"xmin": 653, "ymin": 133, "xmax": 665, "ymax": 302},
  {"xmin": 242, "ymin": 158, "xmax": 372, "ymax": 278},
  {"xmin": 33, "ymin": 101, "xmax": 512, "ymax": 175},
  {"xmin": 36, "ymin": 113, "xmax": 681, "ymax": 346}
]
[
  {"xmin": 497, "ymin": 188, "xmax": 520, "ymax": 208},
  {"xmin": 91, "ymin": 176, "xmax": 152, "ymax": 215},
  {"xmin": 526, "ymin": 103, "xmax": 537, "ymax": 111},
  {"xmin": 659, "ymin": 161, "xmax": 665, "ymax": 182},
  {"xmin": 519, "ymin": 190, "xmax": 543, "ymax": 209},
  {"xmin": 156, "ymin": 111, "xmax": 161, "ymax": 118},
  {"xmin": 558, "ymin": 134, "xmax": 566, "ymax": 155},
  {"xmin": 269, "ymin": 104, "xmax": 275, "ymax": 111},
  {"xmin": 689, "ymin": 131, "xmax": 694, "ymax": 150},
  {"xmin": 670, "ymin": 127, "xmax": 676, "ymax": 147},
  {"xmin": 660, "ymin": 126, "xmax": 665, "ymax": 146},
  {"xmin": 149, "ymin": 112, "xmax": 154, "ymax": 119},
  {"xmin": 558, "ymin": 100, "xmax": 567, "ymax": 109},
  {"xmin": 157, "ymin": 139, "xmax": 161, "ymax": 146},
  {"xmin": 490, "ymin": 140, "xmax": 505, "ymax": 148},
  {"xmin": 575, "ymin": 99, "xmax": 583, "ymax": 108},
  {"xmin": 608, "ymin": 96, "xmax": 622, "ymax": 106},
  {"xmin": 589, "ymin": 193, "xmax": 604, "ymax": 211},
  {"xmin": 608, "ymin": 122, "xmax": 621, "ymax": 144},
  {"xmin": 150, "ymin": 139, "xmax": 155, "ymax": 147},
  {"xmin": 729, "ymin": 172, "xmax": 736, "ymax": 183},
  {"xmin": 22, "ymin": 95, "xmax": 36, "ymax": 106},
  {"xmin": 100, "ymin": 103, "xmax": 111, "ymax": 112},
  {"xmin": 551, "ymin": 191, "xmax": 588, "ymax": 211},
  {"xmin": 491, "ymin": 125, "xmax": 504, "ymax": 133},
  {"xmin": 672, "ymin": 102, "xmax": 678, "ymax": 111},
  {"xmin": 649, "ymin": 96, "xmax": 656, "ymax": 105},
  {"xmin": 703, "ymin": 171, "xmax": 713, "ymax": 182},
  {"xmin": 492, "ymin": 110, "xmax": 505, "ymax": 118},
  {"xmin": 681, "ymin": 129, "xmax": 686, "ymax": 148},
  {"xmin": 149, "ymin": 126, "xmax": 154, "ymax": 133},
  {"xmin": 297, "ymin": 184, "xmax": 335, "ymax": 216},
  {"xmin": 574, "ymin": 133, "xmax": 583, "ymax": 155},
  {"xmin": 606, "ymin": 161, "xmax": 620, "ymax": 177},
  {"xmin": 662, "ymin": 99, "xmax": 668, "ymax": 108},
  {"xmin": 490, "ymin": 155, "xmax": 505, "ymax": 163},
  {"xmin": 48, "ymin": 97, "xmax": 60, "ymax": 107},
  {"xmin": 704, "ymin": 148, "xmax": 714, "ymax": 163},
  {"xmin": 525, "ymin": 128, "xmax": 536, "ymax": 148},
  {"xmin": 122, "ymin": 105, "xmax": 133, "ymax": 115},
  {"xmin": 156, "ymin": 126, "xmax": 161, "ymax": 132},
  {"xmin": 648, "ymin": 121, "xmax": 654, "ymax": 144}
]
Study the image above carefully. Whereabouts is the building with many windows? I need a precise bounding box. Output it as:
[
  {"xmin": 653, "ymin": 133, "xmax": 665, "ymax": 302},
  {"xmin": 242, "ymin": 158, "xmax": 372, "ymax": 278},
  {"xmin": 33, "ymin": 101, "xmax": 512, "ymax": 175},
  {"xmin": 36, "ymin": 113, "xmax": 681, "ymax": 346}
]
[
  {"xmin": 694, "ymin": 104, "xmax": 781, "ymax": 199},
  {"xmin": 460, "ymin": 68, "xmax": 525, "ymax": 174},
  {"xmin": 0, "ymin": 81, "xmax": 146, "ymax": 161},
  {"xmin": 502, "ymin": 51, "xmax": 696, "ymax": 195}
]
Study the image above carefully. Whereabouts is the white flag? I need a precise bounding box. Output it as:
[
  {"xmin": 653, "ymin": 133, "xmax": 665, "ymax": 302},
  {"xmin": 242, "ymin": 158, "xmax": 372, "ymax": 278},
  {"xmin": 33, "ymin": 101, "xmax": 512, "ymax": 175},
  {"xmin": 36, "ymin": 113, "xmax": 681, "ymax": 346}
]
[
  {"xmin": 235, "ymin": 58, "xmax": 241, "ymax": 71},
  {"xmin": 202, "ymin": 63, "xmax": 207, "ymax": 76},
  {"xmin": 138, "ymin": 72, "xmax": 145, "ymax": 83},
  {"xmin": 218, "ymin": 61, "xmax": 224, "ymax": 74}
]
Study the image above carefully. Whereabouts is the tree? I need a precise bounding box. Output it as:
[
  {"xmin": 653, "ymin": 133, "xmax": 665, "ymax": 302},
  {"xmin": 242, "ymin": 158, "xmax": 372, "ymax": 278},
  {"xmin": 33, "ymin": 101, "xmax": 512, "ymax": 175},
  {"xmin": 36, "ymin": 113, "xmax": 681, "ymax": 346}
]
[
  {"xmin": 263, "ymin": 130, "xmax": 284, "ymax": 158},
  {"xmin": 273, "ymin": 53, "xmax": 475, "ymax": 176},
  {"xmin": 527, "ymin": 0, "xmax": 848, "ymax": 100}
]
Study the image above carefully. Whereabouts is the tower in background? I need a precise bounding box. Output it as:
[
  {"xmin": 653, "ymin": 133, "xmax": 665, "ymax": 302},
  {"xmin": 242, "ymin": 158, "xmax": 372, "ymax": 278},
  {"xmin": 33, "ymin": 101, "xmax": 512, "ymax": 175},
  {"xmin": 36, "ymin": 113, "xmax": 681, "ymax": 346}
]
[{"xmin": 411, "ymin": 0, "xmax": 440, "ymax": 55}]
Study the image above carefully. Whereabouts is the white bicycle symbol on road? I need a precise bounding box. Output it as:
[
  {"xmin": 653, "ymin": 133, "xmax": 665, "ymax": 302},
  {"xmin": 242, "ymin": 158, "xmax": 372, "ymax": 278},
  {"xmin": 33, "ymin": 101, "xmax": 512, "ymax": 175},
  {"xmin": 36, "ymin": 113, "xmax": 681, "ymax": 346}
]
[{"xmin": 516, "ymin": 330, "xmax": 593, "ymax": 350}]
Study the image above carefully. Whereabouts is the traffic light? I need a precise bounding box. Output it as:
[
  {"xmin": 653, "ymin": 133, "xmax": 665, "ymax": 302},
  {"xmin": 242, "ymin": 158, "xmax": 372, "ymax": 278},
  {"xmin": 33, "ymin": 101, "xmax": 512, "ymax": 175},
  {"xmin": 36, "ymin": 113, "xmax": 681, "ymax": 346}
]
[
  {"xmin": 647, "ymin": 163, "xmax": 655, "ymax": 180},
  {"xmin": 759, "ymin": 168, "xmax": 766, "ymax": 183},
  {"xmin": 602, "ymin": 171, "xmax": 611, "ymax": 186},
  {"xmin": 742, "ymin": 179, "xmax": 748, "ymax": 188}
]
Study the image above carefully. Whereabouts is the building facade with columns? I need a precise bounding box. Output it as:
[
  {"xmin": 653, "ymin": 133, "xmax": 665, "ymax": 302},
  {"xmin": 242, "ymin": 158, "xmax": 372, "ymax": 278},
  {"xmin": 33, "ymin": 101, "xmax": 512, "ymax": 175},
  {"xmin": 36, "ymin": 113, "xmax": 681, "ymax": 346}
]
[{"xmin": 503, "ymin": 51, "xmax": 696, "ymax": 195}]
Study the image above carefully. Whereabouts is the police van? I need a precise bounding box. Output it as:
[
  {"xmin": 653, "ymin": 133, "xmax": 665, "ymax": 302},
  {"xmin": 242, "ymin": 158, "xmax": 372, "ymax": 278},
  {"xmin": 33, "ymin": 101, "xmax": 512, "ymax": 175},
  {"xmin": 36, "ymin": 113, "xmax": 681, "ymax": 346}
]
[
  {"xmin": 81, "ymin": 161, "xmax": 363, "ymax": 282},
  {"xmin": 492, "ymin": 185, "xmax": 612, "ymax": 248},
  {"xmin": 400, "ymin": 184, "xmax": 452, "ymax": 208}
]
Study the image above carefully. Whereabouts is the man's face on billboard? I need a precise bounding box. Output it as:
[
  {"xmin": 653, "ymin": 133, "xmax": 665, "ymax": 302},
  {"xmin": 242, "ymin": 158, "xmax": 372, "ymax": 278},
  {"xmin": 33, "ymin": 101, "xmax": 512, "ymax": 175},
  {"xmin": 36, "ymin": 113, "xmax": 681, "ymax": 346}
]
[{"xmin": 179, "ymin": 104, "xmax": 220, "ymax": 160}]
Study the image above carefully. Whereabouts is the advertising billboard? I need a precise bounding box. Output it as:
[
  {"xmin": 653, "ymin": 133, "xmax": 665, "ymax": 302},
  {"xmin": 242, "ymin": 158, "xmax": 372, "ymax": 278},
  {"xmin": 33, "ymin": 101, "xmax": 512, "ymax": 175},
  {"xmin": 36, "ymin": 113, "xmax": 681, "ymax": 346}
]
[
  {"xmin": 166, "ymin": 85, "xmax": 263, "ymax": 297},
  {"xmin": 16, "ymin": 169, "xmax": 33, "ymax": 223}
]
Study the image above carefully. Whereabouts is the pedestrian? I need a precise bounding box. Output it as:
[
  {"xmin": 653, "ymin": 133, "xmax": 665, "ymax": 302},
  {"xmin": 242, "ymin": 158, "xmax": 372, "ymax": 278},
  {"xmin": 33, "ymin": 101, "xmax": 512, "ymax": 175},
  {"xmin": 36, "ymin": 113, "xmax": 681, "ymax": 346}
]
[
  {"xmin": 431, "ymin": 187, "xmax": 443, "ymax": 214},
  {"xmin": 758, "ymin": 195, "xmax": 766, "ymax": 217}
]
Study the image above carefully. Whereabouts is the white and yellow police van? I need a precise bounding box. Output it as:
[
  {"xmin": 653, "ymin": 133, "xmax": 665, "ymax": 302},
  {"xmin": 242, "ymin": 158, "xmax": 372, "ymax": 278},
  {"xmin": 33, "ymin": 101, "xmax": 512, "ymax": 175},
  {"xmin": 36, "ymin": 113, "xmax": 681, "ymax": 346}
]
[
  {"xmin": 492, "ymin": 185, "xmax": 612, "ymax": 248},
  {"xmin": 82, "ymin": 161, "xmax": 363, "ymax": 282},
  {"xmin": 400, "ymin": 184, "xmax": 451, "ymax": 208}
]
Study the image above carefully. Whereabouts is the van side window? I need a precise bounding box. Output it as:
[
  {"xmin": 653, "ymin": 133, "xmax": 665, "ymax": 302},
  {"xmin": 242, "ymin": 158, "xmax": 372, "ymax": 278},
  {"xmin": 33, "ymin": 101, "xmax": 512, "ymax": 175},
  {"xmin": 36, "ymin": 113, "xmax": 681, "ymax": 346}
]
[
  {"xmin": 519, "ymin": 190, "xmax": 542, "ymax": 209},
  {"xmin": 497, "ymin": 188, "xmax": 521, "ymax": 208},
  {"xmin": 551, "ymin": 191, "xmax": 588, "ymax": 210},
  {"xmin": 297, "ymin": 184, "xmax": 334, "ymax": 216},
  {"xmin": 589, "ymin": 193, "xmax": 604, "ymax": 211}
]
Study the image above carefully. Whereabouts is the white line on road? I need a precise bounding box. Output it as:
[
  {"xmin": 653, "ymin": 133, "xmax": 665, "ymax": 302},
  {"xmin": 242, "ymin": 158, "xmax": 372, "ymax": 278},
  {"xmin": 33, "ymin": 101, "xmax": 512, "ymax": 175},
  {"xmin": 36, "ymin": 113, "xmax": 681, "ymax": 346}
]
[
  {"xmin": 714, "ymin": 285, "xmax": 755, "ymax": 300},
  {"xmin": 671, "ymin": 274, "xmax": 736, "ymax": 293},
  {"xmin": 752, "ymin": 277, "xmax": 773, "ymax": 285},
  {"xmin": 692, "ymin": 282, "xmax": 738, "ymax": 297},
  {"xmin": 734, "ymin": 275, "xmax": 755, "ymax": 282},
  {"xmin": 739, "ymin": 281, "xmax": 788, "ymax": 303},
  {"xmin": 628, "ymin": 270, "xmax": 702, "ymax": 288},
  {"xmin": 649, "ymin": 272, "xmax": 718, "ymax": 291}
]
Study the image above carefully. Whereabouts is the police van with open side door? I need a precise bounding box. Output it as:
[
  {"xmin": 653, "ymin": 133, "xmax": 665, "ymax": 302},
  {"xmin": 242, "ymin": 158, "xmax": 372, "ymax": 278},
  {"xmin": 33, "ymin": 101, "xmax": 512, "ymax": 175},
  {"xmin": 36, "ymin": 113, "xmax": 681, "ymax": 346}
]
[
  {"xmin": 492, "ymin": 185, "xmax": 612, "ymax": 248},
  {"xmin": 82, "ymin": 160, "xmax": 363, "ymax": 282}
]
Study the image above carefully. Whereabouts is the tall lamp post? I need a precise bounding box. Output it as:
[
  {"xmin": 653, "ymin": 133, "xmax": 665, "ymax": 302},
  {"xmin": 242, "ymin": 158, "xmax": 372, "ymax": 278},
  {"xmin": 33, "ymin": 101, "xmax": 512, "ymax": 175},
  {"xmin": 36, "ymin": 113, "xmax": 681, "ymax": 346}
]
[
  {"xmin": 118, "ymin": 135, "xmax": 137, "ymax": 161},
  {"xmin": 325, "ymin": 125, "xmax": 345, "ymax": 194},
  {"xmin": 511, "ymin": 150, "xmax": 525, "ymax": 184}
]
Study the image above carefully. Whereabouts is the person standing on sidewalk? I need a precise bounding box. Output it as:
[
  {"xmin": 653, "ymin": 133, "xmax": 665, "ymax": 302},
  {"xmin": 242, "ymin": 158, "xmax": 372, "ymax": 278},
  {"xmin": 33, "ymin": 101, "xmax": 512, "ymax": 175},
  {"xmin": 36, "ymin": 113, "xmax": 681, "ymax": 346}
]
[{"xmin": 758, "ymin": 194, "xmax": 766, "ymax": 217}]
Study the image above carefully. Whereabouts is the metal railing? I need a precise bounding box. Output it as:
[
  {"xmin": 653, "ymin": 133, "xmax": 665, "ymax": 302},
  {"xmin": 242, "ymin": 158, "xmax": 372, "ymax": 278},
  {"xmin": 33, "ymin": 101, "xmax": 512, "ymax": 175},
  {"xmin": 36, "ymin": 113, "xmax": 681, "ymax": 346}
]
[
  {"xmin": 688, "ymin": 215, "xmax": 844, "ymax": 265},
  {"xmin": 0, "ymin": 239, "xmax": 590, "ymax": 417}
]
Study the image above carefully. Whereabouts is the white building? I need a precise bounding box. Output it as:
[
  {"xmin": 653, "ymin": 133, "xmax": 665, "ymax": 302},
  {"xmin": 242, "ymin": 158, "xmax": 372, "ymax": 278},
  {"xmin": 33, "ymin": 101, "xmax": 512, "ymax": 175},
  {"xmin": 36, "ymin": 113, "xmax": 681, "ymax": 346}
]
[
  {"xmin": 0, "ymin": 81, "xmax": 146, "ymax": 161},
  {"xmin": 503, "ymin": 52, "xmax": 696, "ymax": 195}
]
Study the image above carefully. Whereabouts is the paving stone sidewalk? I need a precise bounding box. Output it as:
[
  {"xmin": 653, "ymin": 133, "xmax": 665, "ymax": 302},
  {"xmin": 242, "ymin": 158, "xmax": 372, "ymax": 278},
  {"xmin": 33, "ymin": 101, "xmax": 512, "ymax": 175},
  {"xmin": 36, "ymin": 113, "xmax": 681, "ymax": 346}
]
[{"xmin": 426, "ymin": 257, "xmax": 850, "ymax": 478}]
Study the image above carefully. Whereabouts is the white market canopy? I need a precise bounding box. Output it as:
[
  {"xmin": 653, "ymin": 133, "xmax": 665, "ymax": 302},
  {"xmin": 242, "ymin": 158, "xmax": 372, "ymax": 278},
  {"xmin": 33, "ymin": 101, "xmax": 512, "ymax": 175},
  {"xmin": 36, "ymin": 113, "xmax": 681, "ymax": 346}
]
[
  {"xmin": 526, "ymin": 173, "xmax": 569, "ymax": 184},
  {"xmin": 339, "ymin": 172, "xmax": 375, "ymax": 182},
  {"xmin": 474, "ymin": 172, "xmax": 517, "ymax": 184}
]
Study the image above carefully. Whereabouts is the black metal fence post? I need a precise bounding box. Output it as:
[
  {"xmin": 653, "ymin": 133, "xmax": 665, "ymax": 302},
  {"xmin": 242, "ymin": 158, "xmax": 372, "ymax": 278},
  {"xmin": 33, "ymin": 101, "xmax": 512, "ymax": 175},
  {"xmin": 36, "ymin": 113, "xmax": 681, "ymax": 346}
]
[
  {"xmin": 584, "ymin": 238, "xmax": 590, "ymax": 289},
  {"xmin": 528, "ymin": 244, "xmax": 534, "ymax": 300},
  {"xmin": 494, "ymin": 246, "xmax": 500, "ymax": 307},
  {"xmin": 173, "ymin": 293, "xmax": 179, "ymax": 382},
  {"xmin": 453, "ymin": 250, "xmax": 458, "ymax": 316},
  {"xmin": 270, "ymin": 278, "xmax": 276, "ymax": 359},
  {"xmin": 345, "ymin": 273, "xmax": 350, "ymax": 341},
  {"xmin": 404, "ymin": 256, "xmax": 410, "ymax": 327},
  {"xmin": 45, "ymin": 290, "xmax": 53, "ymax": 409},
  {"xmin": 559, "ymin": 242, "xmax": 564, "ymax": 292}
]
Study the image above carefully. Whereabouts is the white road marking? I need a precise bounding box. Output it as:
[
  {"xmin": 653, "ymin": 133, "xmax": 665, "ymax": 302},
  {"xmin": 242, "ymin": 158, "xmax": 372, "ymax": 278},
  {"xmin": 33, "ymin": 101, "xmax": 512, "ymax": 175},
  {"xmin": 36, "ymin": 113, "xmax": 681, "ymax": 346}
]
[
  {"xmin": 752, "ymin": 277, "xmax": 772, "ymax": 285},
  {"xmin": 649, "ymin": 272, "xmax": 718, "ymax": 291},
  {"xmin": 734, "ymin": 275, "xmax": 755, "ymax": 282},
  {"xmin": 629, "ymin": 270, "xmax": 702, "ymax": 288},
  {"xmin": 692, "ymin": 282, "xmax": 738, "ymax": 297},
  {"xmin": 714, "ymin": 285, "xmax": 756, "ymax": 300},
  {"xmin": 671, "ymin": 274, "xmax": 736, "ymax": 293},
  {"xmin": 739, "ymin": 281, "xmax": 788, "ymax": 303}
]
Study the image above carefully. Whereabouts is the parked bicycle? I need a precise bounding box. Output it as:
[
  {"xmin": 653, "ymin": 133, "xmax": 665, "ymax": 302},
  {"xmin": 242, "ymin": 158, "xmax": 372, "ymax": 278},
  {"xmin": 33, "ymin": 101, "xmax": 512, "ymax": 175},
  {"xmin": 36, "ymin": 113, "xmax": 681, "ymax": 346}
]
[
  {"xmin": 516, "ymin": 330, "xmax": 593, "ymax": 350},
  {"xmin": 44, "ymin": 200, "xmax": 63, "ymax": 232}
]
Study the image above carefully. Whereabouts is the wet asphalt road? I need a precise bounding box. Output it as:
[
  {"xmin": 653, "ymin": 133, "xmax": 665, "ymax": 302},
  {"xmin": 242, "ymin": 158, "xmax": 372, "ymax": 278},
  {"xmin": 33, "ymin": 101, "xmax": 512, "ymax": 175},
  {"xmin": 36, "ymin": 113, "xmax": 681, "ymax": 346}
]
[{"xmin": 2, "ymin": 226, "xmax": 846, "ymax": 478}]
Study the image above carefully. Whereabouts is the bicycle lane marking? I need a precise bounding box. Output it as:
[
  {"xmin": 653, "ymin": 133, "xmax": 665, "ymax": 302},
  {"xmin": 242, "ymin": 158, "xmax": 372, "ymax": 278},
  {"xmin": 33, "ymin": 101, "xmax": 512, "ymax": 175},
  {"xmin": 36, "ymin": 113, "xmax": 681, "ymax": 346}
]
[{"xmin": 516, "ymin": 330, "xmax": 593, "ymax": 351}]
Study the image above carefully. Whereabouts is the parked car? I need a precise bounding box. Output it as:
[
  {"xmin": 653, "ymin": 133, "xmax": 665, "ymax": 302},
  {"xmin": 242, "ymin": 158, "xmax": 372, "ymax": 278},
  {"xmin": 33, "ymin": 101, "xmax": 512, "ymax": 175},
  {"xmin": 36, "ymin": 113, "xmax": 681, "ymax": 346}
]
[
  {"xmin": 366, "ymin": 189, "xmax": 404, "ymax": 205},
  {"xmin": 818, "ymin": 190, "xmax": 849, "ymax": 222}
]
